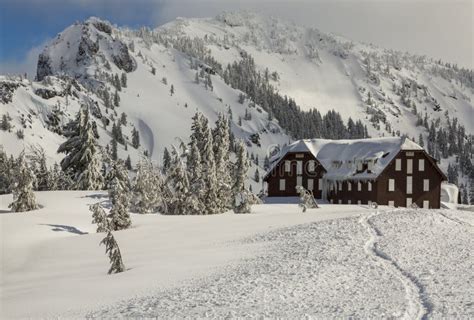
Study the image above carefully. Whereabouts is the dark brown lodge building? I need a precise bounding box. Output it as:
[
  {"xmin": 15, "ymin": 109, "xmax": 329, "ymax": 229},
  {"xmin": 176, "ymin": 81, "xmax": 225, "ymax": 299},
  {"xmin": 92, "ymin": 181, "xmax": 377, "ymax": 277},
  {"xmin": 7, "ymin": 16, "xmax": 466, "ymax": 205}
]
[{"xmin": 263, "ymin": 137, "xmax": 447, "ymax": 208}]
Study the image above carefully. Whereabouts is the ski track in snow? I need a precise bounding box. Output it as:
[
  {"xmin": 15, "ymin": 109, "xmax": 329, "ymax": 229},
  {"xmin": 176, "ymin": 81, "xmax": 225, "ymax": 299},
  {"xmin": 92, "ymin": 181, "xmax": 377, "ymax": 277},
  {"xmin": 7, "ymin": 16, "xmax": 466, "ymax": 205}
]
[{"xmin": 359, "ymin": 210, "xmax": 429, "ymax": 320}]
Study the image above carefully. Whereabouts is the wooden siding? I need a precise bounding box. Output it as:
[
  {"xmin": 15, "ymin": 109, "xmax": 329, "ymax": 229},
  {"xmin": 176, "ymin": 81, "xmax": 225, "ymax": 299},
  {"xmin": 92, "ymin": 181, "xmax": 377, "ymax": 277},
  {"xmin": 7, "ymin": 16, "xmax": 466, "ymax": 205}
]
[
  {"xmin": 265, "ymin": 152, "xmax": 326, "ymax": 197},
  {"xmin": 375, "ymin": 150, "xmax": 444, "ymax": 208},
  {"xmin": 265, "ymin": 149, "xmax": 446, "ymax": 208}
]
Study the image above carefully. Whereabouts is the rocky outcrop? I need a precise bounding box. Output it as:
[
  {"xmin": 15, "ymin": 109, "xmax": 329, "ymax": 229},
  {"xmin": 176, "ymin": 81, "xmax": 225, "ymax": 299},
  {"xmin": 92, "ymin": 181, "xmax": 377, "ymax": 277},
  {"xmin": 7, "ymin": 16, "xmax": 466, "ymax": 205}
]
[
  {"xmin": 112, "ymin": 41, "xmax": 136, "ymax": 72},
  {"xmin": 34, "ymin": 87, "xmax": 65, "ymax": 99},
  {"xmin": 0, "ymin": 80, "xmax": 21, "ymax": 104},
  {"xmin": 36, "ymin": 53, "xmax": 53, "ymax": 81},
  {"xmin": 76, "ymin": 33, "xmax": 100, "ymax": 66}
]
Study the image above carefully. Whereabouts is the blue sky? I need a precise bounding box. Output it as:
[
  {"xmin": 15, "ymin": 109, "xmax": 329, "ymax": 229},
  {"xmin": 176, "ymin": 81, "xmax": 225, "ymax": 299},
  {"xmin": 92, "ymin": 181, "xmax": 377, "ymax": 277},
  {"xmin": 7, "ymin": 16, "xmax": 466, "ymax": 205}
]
[{"xmin": 0, "ymin": 0, "xmax": 471, "ymax": 76}]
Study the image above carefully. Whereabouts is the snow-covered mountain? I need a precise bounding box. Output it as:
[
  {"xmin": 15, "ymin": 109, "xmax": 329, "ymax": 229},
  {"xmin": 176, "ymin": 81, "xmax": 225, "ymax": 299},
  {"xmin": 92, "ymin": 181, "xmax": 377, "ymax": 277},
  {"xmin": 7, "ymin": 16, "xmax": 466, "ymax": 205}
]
[{"xmin": 1, "ymin": 11, "xmax": 472, "ymax": 186}]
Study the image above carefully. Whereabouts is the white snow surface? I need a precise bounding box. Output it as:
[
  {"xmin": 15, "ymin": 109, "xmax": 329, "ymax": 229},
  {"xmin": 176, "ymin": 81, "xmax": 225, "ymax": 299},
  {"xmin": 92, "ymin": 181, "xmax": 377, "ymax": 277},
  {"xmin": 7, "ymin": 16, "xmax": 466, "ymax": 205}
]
[
  {"xmin": 1, "ymin": 191, "xmax": 473, "ymax": 318},
  {"xmin": 268, "ymin": 136, "xmax": 423, "ymax": 180}
]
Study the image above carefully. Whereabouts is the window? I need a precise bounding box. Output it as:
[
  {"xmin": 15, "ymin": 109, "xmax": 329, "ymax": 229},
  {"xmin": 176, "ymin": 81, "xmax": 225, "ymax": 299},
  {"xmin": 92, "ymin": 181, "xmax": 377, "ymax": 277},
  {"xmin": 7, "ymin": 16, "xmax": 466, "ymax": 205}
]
[
  {"xmin": 338, "ymin": 199, "xmax": 342, "ymax": 204},
  {"xmin": 406, "ymin": 198, "xmax": 412, "ymax": 207},
  {"xmin": 295, "ymin": 153, "xmax": 304, "ymax": 158},
  {"xmin": 407, "ymin": 159, "xmax": 413, "ymax": 174},
  {"xmin": 308, "ymin": 160, "xmax": 315, "ymax": 172},
  {"xmin": 406, "ymin": 151, "xmax": 414, "ymax": 157},
  {"xmin": 357, "ymin": 200, "xmax": 361, "ymax": 205},
  {"xmin": 395, "ymin": 159, "xmax": 401, "ymax": 171},
  {"xmin": 318, "ymin": 179, "xmax": 323, "ymax": 191},
  {"xmin": 284, "ymin": 161, "xmax": 291, "ymax": 173},
  {"xmin": 279, "ymin": 179, "xmax": 286, "ymax": 191},
  {"xmin": 367, "ymin": 160, "xmax": 374, "ymax": 172},
  {"xmin": 423, "ymin": 179, "xmax": 429, "ymax": 192},
  {"xmin": 357, "ymin": 161, "xmax": 363, "ymax": 171},
  {"xmin": 357, "ymin": 182, "xmax": 362, "ymax": 191},
  {"xmin": 368, "ymin": 181, "xmax": 372, "ymax": 191},
  {"xmin": 388, "ymin": 200, "xmax": 395, "ymax": 207},
  {"xmin": 423, "ymin": 200, "xmax": 429, "ymax": 209},
  {"xmin": 296, "ymin": 176, "xmax": 302, "ymax": 187},
  {"xmin": 388, "ymin": 179, "xmax": 395, "ymax": 191},
  {"xmin": 348, "ymin": 200, "xmax": 351, "ymax": 204},
  {"xmin": 296, "ymin": 161, "xmax": 303, "ymax": 175},
  {"xmin": 307, "ymin": 179, "xmax": 314, "ymax": 191},
  {"xmin": 419, "ymin": 159, "xmax": 425, "ymax": 171},
  {"xmin": 348, "ymin": 182, "xmax": 352, "ymax": 191},
  {"xmin": 407, "ymin": 176, "xmax": 413, "ymax": 194},
  {"xmin": 330, "ymin": 199, "xmax": 334, "ymax": 204},
  {"xmin": 338, "ymin": 182, "xmax": 342, "ymax": 191}
]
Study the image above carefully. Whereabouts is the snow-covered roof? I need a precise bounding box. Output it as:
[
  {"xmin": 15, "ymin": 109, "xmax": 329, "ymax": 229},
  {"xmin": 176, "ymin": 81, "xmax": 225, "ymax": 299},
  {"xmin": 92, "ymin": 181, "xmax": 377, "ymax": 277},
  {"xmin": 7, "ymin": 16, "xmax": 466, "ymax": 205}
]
[{"xmin": 266, "ymin": 137, "xmax": 424, "ymax": 181}]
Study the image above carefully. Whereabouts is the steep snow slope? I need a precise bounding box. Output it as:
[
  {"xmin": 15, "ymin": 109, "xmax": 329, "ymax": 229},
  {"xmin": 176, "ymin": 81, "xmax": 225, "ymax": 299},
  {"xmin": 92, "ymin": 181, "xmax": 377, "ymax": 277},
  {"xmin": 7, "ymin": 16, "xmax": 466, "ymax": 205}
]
[{"xmin": 0, "ymin": 12, "xmax": 472, "ymax": 185}]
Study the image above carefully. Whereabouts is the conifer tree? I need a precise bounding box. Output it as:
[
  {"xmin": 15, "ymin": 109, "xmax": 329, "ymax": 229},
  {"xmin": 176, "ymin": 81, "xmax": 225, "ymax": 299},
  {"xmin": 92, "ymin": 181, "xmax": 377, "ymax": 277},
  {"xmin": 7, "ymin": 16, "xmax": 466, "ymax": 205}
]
[
  {"xmin": 101, "ymin": 230, "xmax": 125, "ymax": 274},
  {"xmin": 9, "ymin": 152, "xmax": 38, "ymax": 212},
  {"xmin": 120, "ymin": 72, "xmax": 127, "ymax": 88},
  {"xmin": 165, "ymin": 147, "xmax": 195, "ymax": 215},
  {"xmin": 296, "ymin": 186, "xmax": 319, "ymax": 212},
  {"xmin": 162, "ymin": 147, "xmax": 171, "ymax": 173},
  {"xmin": 90, "ymin": 202, "xmax": 109, "ymax": 232},
  {"xmin": 58, "ymin": 107, "xmax": 103, "ymax": 190},
  {"xmin": 131, "ymin": 127, "xmax": 140, "ymax": 149},
  {"xmin": 132, "ymin": 158, "xmax": 164, "ymax": 214},
  {"xmin": 107, "ymin": 160, "xmax": 131, "ymax": 230},
  {"xmin": 212, "ymin": 113, "xmax": 232, "ymax": 209},
  {"xmin": 232, "ymin": 141, "xmax": 259, "ymax": 213},
  {"xmin": 201, "ymin": 120, "xmax": 220, "ymax": 214},
  {"xmin": 187, "ymin": 139, "xmax": 205, "ymax": 214}
]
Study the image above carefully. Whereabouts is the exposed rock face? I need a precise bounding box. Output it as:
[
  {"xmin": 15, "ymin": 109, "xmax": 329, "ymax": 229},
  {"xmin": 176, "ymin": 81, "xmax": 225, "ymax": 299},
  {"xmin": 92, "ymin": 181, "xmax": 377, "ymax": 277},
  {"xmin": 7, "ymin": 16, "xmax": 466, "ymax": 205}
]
[
  {"xmin": 0, "ymin": 80, "xmax": 21, "ymax": 104},
  {"xmin": 112, "ymin": 41, "xmax": 136, "ymax": 73},
  {"xmin": 76, "ymin": 33, "xmax": 100, "ymax": 66},
  {"xmin": 34, "ymin": 88, "xmax": 65, "ymax": 100},
  {"xmin": 36, "ymin": 53, "xmax": 53, "ymax": 81},
  {"xmin": 92, "ymin": 20, "xmax": 112, "ymax": 35}
]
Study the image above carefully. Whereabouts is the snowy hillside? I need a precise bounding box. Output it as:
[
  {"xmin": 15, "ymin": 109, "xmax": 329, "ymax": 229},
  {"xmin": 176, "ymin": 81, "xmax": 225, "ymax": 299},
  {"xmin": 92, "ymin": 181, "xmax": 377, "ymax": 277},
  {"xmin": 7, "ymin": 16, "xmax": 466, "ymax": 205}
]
[{"xmin": 0, "ymin": 11, "xmax": 472, "ymax": 187}]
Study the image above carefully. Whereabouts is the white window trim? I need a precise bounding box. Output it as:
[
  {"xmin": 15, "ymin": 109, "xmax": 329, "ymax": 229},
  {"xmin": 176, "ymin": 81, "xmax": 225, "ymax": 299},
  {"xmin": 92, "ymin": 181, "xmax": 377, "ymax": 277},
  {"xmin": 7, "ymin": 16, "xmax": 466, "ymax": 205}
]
[
  {"xmin": 296, "ymin": 176, "xmax": 303, "ymax": 187},
  {"xmin": 423, "ymin": 200, "xmax": 429, "ymax": 209},
  {"xmin": 279, "ymin": 179, "xmax": 286, "ymax": 191},
  {"xmin": 348, "ymin": 200, "xmax": 351, "ymax": 204},
  {"xmin": 368, "ymin": 181, "xmax": 372, "ymax": 191},
  {"xmin": 407, "ymin": 159, "xmax": 413, "ymax": 174},
  {"xmin": 318, "ymin": 179, "xmax": 323, "ymax": 191},
  {"xmin": 338, "ymin": 182, "xmax": 342, "ymax": 191},
  {"xmin": 419, "ymin": 159, "xmax": 425, "ymax": 172},
  {"xmin": 388, "ymin": 200, "xmax": 395, "ymax": 207},
  {"xmin": 296, "ymin": 161, "xmax": 303, "ymax": 175},
  {"xmin": 388, "ymin": 179, "xmax": 395, "ymax": 192},
  {"xmin": 348, "ymin": 182, "xmax": 352, "ymax": 191},
  {"xmin": 406, "ymin": 198, "xmax": 412, "ymax": 207},
  {"xmin": 423, "ymin": 179, "xmax": 429, "ymax": 192},
  {"xmin": 284, "ymin": 160, "xmax": 291, "ymax": 173},
  {"xmin": 308, "ymin": 160, "xmax": 315, "ymax": 172},
  {"xmin": 307, "ymin": 179, "xmax": 314, "ymax": 191},
  {"xmin": 395, "ymin": 159, "xmax": 401, "ymax": 171},
  {"xmin": 407, "ymin": 176, "xmax": 413, "ymax": 195},
  {"xmin": 357, "ymin": 181, "xmax": 362, "ymax": 191}
]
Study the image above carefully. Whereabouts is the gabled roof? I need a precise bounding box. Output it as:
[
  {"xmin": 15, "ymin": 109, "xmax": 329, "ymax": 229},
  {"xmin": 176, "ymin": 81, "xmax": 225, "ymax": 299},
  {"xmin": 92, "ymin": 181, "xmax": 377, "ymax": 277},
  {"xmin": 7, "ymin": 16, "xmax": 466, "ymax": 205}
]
[{"xmin": 265, "ymin": 137, "xmax": 426, "ymax": 181}]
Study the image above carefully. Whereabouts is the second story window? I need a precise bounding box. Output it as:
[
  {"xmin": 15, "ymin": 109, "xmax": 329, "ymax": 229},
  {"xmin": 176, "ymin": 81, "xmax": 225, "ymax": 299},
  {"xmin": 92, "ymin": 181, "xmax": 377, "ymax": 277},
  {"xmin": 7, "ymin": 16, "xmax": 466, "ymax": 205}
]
[
  {"xmin": 296, "ymin": 161, "xmax": 303, "ymax": 175},
  {"xmin": 407, "ymin": 159, "xmax": 413, "ymax": 174},
  {"xmin": 284, "ymin": 161, "xmax": 291, "ymax": 173},
  {"xmin": 388, "ymin": 179, "xmax": 395, "ymax": 191},
  {"xmin": 395, "ymin": 159, "xmax": 401, "ymax": 171},
  {"xmin": 419, "ymin": 159, "xmax": 425, "ymax": 171}
]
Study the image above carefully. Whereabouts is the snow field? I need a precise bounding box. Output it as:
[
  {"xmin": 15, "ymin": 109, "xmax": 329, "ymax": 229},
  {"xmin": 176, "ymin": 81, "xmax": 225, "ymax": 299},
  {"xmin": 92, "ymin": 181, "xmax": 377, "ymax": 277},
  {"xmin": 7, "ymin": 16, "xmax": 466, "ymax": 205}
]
[{"xmin": 0, "ymin": 191, "xmax": 366, "ymax": 318}]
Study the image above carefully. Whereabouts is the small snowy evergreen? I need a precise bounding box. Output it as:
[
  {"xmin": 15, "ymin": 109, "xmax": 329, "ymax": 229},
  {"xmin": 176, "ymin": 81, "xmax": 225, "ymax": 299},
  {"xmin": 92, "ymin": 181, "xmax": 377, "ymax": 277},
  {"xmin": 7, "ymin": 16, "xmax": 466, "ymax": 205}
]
[
  {"xmin": 9, "ymin": 152, "xmax": 38, "ymax": 212},
  {"xmin": 101, "ymin": 230, "xmax": 125, "ymax": 274},
  {"xmin": 107, "ymin": 160, "xmax": 132, "ymax": 230},
  {"xmin": 296, "ymin": 186, "xmax": 319, "ymax": 212}
]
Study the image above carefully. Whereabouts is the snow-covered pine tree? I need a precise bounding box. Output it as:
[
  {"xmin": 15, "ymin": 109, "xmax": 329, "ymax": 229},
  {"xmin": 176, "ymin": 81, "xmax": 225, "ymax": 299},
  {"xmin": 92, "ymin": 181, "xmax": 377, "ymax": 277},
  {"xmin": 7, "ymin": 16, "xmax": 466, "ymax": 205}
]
[
  {"xmin": 132, "ymin": 158, "xmax": 164, "ymax": 214},
  {"xmin": 107, "ymin": 160, "xmax": 131, "ymax": 230},
  {"xmin": 131, "ymin": 127, "xmax": 140, "ymax": 149},
  {"xmin": 162, "ymin": 147, "xmax": 171, "ymax": 173},
  {"xmin": 90, "ymin": 202, "xmax": 109, "ymax": 232},
  {"xmin": 58, "ymin": 106, "xmax": 104, "ymax": 190},
  {"xmin": 212, "ymin": 113, "xmax": 232, "ymax": 210},
  {"xmin": 186, "ymin": 139, "xmax": 205, "ymax": 214},
  {"xmin": 200, "ymin": 119, "xmax": 220, "ymax": 214},
  {"xmin": 9, "ymin": 152, "xmax": 38, "ymax": 212},
  {"xmin": 232, "ymin": 141, "xmax": 259, "ymax": 214},
  {"xmin": 101, "ymin": 230, "xmax": 125, "ymax": 274},
  {"xmin": 165, "ymin": 147, "xmax": 195, "ymax": 215},
  {"xmin": 296, "ymin": 186, "xmax": 319, "ymax": 212}
]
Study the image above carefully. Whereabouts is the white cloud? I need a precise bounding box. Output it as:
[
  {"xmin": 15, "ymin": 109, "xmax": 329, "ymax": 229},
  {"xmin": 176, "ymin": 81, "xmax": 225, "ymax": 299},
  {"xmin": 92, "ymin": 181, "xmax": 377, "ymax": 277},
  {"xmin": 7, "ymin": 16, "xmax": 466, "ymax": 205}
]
[{"xmin": 0, "ymin": 40, "xmax": 49, "ymax": 79}]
